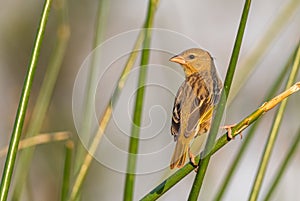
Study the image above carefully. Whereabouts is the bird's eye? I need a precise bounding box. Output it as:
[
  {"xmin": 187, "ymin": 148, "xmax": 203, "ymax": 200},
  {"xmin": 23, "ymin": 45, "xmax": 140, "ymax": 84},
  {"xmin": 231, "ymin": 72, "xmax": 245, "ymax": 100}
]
[{"xmin": 188, "ymin": 54, "xmax": 195, "ymax": 59}]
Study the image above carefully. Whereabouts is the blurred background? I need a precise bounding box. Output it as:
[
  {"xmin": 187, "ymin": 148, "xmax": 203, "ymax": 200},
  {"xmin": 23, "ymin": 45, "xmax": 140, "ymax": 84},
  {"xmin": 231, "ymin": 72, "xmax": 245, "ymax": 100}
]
[{"xmin": 0, "ymin": 0, "xmax": 299, "ymax": 200}]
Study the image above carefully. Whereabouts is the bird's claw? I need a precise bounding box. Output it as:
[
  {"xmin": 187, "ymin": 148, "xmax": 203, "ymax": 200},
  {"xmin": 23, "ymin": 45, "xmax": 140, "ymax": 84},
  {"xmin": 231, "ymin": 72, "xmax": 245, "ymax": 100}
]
[
  {"xmin": 222, "ymin": 124, "xmax": 243, "ymax": 140},
  {"xmin": 188, "ymin": 150, "xmax": 198, "ymax": 172}
]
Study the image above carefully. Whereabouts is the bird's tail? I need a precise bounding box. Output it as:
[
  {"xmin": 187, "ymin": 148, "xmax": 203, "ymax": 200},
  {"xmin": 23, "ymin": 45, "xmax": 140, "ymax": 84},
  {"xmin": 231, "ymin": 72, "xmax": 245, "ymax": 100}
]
[{"xmin": 170, "ymin": 141, "xmax": 189, "ymax": 169}]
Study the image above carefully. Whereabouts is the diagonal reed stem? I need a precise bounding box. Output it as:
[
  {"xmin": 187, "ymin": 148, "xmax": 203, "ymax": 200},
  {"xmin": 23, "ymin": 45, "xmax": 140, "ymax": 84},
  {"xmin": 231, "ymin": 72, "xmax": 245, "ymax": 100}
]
[
  {"xmin": 188, "ymin": 0, "xmax": 252, "ymax": 200},
  {"xmin": 213, "ymin": 46, "xmax": 296, "ymax": 201},
  {"xmin": 0, "ymin": 1, "xmax": 53, "ymax": 201},
  {"xmin": 248, "ymin": 41, "xmax": 300, "ymax": 201},
  {"xmin": 140, "ymin": 80, "xmax": 300, "ymax": 201}
]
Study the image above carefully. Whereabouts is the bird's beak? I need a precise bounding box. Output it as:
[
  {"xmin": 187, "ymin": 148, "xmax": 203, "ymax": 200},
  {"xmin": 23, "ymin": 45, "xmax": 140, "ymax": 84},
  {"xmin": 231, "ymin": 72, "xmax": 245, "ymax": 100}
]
[{"xmin": 169, "ymin": 55, "xmax": 186, "ymax": 65}]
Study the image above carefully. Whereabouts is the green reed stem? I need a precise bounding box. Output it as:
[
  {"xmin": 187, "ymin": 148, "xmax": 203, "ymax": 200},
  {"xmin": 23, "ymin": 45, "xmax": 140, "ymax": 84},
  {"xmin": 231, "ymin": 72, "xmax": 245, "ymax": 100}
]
[
  {"xmin": 140, "ymin": 80, "xmax": 300, "ymax": 201},
  {"xmin": 73, "ymin": 0, "xmax": 109, "ymax": 175},
  {"xmin": 213, "ymin": 46, "xmax": 296, "ymax": 201},
  {"xmin": 61, "ymin": 140, "xmax": 74, "ymax": 201},
  {"xmin": 0, "ymin": 1, "xmax": 52, "ymax": 201},
  {"xmin": 248, "ymin": 41, "xmax": 300, "ymax": 201},
  {"xmin": 68, "ymin": 8, "xmax": 148, "ymax": 201},
  {"xmin": 228, "ymin": 0, "xmax": 300, "ymax": 103},
  {"xmin": 262, "ymin": 128, "xmax": 300, "ymax": 201},
  {"xmin": 188, "ymin": 0, "xmax": 252, "ymax": 200},
  {"xmin": 11, "ymin": 1, "xmax": 69, "ymax": 200},
  {"xmin": 123, "ymin": 1, "xmax": 159, "ymax": 200}
]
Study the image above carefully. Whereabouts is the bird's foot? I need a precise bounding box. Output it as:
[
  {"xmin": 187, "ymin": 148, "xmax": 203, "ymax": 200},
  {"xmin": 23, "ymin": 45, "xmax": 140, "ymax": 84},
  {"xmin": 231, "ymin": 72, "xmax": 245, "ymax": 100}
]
[
  {"xmin": 222, "ymin": 124, "xmax": 243, "ymax": 140},
  {"xmin": 189, "ymin": 150, "xmax": 198, "ymax": 172}
]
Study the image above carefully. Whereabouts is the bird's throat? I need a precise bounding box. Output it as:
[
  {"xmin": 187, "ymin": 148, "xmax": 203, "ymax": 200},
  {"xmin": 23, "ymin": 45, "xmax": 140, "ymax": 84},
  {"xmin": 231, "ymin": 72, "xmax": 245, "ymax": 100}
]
[{"xmin": 182, "ymin": 64, "xmax": 198, "ymax": 77}]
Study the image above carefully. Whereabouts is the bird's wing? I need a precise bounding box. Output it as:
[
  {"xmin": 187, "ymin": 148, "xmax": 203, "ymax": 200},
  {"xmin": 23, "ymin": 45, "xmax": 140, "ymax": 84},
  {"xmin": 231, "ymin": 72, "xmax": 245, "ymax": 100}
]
[
  {"xmin": 171, "ymin": 82, "xmax": 184, "ymax": 141},
  {"xmin": 184, "ymin": 76, "xmax": 213, "ymax": 139},
  {"xmin": 171, "ymin": 75, "xmax": 214, "ymax": 141}
]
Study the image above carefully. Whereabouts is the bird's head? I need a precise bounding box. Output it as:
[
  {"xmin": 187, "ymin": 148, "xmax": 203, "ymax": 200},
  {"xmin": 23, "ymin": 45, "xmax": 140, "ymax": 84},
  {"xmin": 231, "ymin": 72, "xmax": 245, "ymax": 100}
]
[{"xmin": 169, "ymin": 48, "xmax": 213, "ymax": 77}]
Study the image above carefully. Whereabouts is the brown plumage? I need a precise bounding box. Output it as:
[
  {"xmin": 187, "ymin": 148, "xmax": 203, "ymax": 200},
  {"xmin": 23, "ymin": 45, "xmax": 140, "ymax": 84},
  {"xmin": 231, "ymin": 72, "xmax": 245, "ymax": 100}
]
[{"xmin": 169, "ymin": 48, "xmax": 223, "ymax": 169}]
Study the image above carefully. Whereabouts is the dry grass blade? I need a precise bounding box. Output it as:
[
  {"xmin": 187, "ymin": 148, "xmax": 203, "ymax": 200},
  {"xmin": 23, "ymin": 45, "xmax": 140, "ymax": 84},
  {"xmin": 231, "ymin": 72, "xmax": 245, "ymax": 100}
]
[{"xmin": 0, "ymin": 132, "xmax": 72, "ymax": 157}]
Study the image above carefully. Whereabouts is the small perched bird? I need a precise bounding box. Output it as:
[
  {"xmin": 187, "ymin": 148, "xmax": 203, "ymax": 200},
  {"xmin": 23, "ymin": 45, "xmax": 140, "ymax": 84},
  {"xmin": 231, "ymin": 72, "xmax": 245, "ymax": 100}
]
[{"xmin": 169, "ymin": 48, "xmax": 223, "ymax": 169}]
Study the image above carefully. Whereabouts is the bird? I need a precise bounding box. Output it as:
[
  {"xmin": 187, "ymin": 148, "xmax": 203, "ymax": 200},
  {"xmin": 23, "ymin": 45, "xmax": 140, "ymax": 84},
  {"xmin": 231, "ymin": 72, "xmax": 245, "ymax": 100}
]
[{"xmin": 169, "ymin": 48, "xmax": 223, "ymax": 169}]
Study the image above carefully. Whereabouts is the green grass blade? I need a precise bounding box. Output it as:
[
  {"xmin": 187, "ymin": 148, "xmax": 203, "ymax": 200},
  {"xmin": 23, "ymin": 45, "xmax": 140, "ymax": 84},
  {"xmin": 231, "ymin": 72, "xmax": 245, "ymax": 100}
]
[
  {"xmin": 248, "ymin": 41, "xmax": 300, "ymax": 201},
  {"xmin": 123, "ymin": 1, "xmax": 159, "ymax": 200},
  {"xmin": 61, "ymin": 141, "xmax": 74, "ymax": 201},
  {"xmin": 213, "ymin": 47, "xmax": 296, "ymax": 201},
  {"xmin": 73, "ymin": 0, "xmax": 109, "ymax": 175},
  {"xmin": 11, "ymin": 1, "xmax": 70, "ymax": 200},
  {"xmin": 188, "ymin": 0, "xmax": 252, "ymax": 200},
  {"xmin": 262, "ymin": 128, "xmax": 300, "ymax": 201},
  {"xmin": 0, "ymin": 1, "xmax": 53, "ymax": 200}
]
